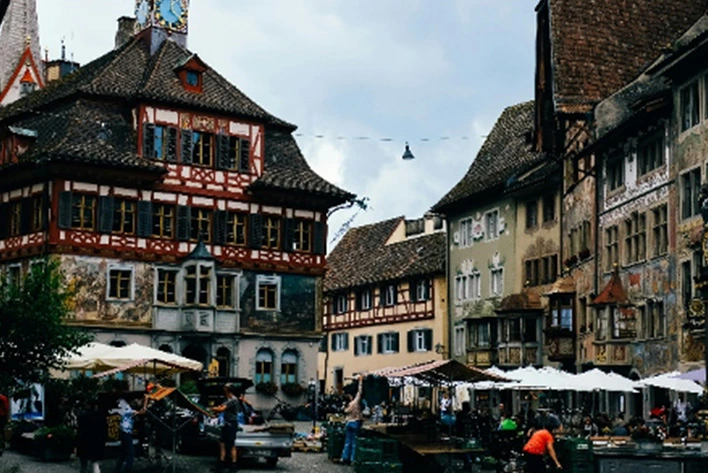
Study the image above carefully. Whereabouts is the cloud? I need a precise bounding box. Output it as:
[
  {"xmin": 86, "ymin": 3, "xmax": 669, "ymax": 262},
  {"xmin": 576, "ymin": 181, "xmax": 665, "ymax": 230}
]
[{"xmin": 34, "ymin": 0, "xmax": 535, "ymax": 248}]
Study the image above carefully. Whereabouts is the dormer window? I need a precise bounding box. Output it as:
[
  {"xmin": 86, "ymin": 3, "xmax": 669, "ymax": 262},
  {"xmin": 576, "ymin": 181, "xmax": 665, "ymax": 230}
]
[
  {"xmin": 186, "ymin": 71, "xmax": 199, "ymax": 87},
  {"xmin": 176, "ymin": 54, "xmax": 207, "ymax": 93}
]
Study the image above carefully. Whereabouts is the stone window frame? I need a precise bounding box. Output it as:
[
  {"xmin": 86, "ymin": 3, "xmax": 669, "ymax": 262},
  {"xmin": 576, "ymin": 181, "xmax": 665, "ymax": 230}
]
[
  {"xmin": 485, "ymin": 209, "xmax": 500, "ymax": 240},
  {"xmin": 490, "ymin": 267, "xmax": 504, "ymax": 296},
  {"xmin": 651, "ymin": 204, "xmax": 668, "ymax": 257},
  {"xmin": 453, "ymin": 325, "xmax": 466, "ymax": 357},
  {"xmin": 106, "ymin": 263, "xmax": 135, "ymax": 302},
  {"xmin": 154, "ymin": 266, "xmax": 179, "ymax": 305},
  {"xmin": 256, "ymin": 274, "xmax": 281, "ymax": 311}
]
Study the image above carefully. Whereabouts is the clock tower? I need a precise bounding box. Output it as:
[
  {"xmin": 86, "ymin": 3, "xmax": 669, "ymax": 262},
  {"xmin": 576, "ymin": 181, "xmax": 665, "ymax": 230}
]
[{"xmin": 134, "ymin": 0, "xmax": 190, "ymax": 54}]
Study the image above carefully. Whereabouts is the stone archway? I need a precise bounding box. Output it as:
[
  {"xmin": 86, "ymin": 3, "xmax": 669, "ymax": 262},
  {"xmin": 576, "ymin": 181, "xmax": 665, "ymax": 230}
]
[{"xmin": 182, "ymin": 344, "xmax": 208, "ymax": 382}]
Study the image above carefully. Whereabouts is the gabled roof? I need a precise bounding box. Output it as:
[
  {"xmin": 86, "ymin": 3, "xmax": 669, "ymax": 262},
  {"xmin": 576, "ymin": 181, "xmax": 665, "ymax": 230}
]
[
  {"xmin": 0, "ymin": 36, "xmax": 294, "ymax": 129},
  {"xmin": 432, "ymin": 101, "xmax": 542, "ymax": 213},
  {"xmin": 497, "ymin": 287, "xmax": 543, "ymax": 313},
  {"xmin": 250, "ymin": 130, "xmax": 354, "ymax": 203},
  {"xmin": 547, "ymin": 0, "xmax": 706, "ymax": 114},
  {"xmin": 324, "ymin": 217, "xmax": 446, "ymax": 292},
  {"xmin": 591, "ymin": 269, "xmax": 630, "ymax": 306}
]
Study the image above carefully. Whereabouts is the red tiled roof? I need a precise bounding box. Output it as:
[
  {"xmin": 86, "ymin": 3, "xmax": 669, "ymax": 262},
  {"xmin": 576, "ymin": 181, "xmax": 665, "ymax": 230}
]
[
  {"xmin": 592, "ymin": 269, "xmax": 629, "ymax": 306},
  {"xmin": 547, "ymin": 0, "xmax": 706, "ymax": 113}
]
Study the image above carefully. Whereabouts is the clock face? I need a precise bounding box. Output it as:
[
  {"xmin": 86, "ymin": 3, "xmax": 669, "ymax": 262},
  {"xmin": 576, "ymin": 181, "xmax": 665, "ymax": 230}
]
[
  {"xmin": 155, "ymin": 0, "xmax": 188, "ymax": 31},
  {"xmin": 135, "ymin": 0, "xmax": 150, "ymax": 28}
]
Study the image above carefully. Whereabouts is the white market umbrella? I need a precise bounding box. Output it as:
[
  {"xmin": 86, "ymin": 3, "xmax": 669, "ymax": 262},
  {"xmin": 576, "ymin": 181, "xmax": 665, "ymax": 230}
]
[
  {"xmin": 575, "ymin": 369, "xmax": 639, "ymax": 392},
  {"xmin": 94, "ymin": 343, "xmax": 203, "ymax": 373},
  {"xmin": 639, "ymin": 372, "xmax": 703, "ymax": 394},
  {"xmin": 63, "ymin": 342, "xmax": 119, "ymax": 370}
]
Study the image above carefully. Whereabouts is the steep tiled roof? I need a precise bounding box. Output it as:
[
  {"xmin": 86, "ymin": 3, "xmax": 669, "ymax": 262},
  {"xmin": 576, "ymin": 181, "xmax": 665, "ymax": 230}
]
[
  {"xmin": 0, "ymin": 36, "xmax": 294, "ymax": 128},
  {"xmin": 497, "ymin": 287, "xmax": 543, "ymax": 313},
  {"xmin": 0, "ymin": 35, "xmax": 350, "ymax": 199},
  {"xmin": 324, "ymin": 217, "xmax": 446, "ymax": 292},
  {"xmin": 548, "ymin": 0, "xmax": 706, "ymax": 113},
  {"xmin": 2, "ymin": 99, "xmax": 164, "ymax": 172},
  {"xmin": 249, "ymin": 130, "xmax": 354, "ymax": 203},
  {"xmin": 591, "ymin": 269, "xmax": 630, "ymax": 306},
  {"xmin": 432, "ymin": 101, "xmax": 542, "ymax": 213}
]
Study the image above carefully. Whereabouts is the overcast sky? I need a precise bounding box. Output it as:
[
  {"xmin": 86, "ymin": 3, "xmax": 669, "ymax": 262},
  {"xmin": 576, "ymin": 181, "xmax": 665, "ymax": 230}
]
[{"xmin": 35, "ymin": 0, "xmax": 535, "ymax": 243}]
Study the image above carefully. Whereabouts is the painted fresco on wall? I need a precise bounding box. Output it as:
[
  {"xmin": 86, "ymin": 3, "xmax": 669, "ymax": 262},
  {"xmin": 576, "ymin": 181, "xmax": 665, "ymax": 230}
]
[
  {"xmin": 239, "ymin": 272, "xmax": 317, "ymax": 334},
  {"xmin": 62, "ymin": 255, "xmax": 153, "ymax": 325}
]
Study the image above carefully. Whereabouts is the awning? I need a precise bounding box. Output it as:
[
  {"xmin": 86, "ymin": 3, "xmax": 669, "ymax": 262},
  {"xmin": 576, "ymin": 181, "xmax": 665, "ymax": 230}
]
[
  {"xmin": 63, "ymin": 342, "xmax": 203, "ymax": 374},
  {"xmin": 92, "ymin": 357, "xmax": 201, "ymax": 378},
  {"xmin": 574, "ymin": 368, "xmax": 640, "ymax": 392},
  {"xmin": 371, "ymin": 359, "xmax": 508, "ymax": 385},
  {"xmin": 677, "ymin": 367, "xmax": 705, "ymax": 384},
  {"xmin": 63, "ymin": 342, "xmax": 118, "ymax": 370}
]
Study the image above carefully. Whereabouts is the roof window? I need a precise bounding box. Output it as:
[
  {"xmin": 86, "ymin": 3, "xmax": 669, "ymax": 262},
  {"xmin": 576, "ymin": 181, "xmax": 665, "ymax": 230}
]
[{"xmin": 175, "ymin": 54, "xmax": 207, "ymax": 94}]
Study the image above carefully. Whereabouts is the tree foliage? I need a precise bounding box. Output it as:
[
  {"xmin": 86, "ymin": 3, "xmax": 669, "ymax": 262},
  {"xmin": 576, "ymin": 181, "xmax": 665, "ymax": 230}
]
[{"xmin": 0, "ymin": 258, "xmax": 90, "ymax": 393}]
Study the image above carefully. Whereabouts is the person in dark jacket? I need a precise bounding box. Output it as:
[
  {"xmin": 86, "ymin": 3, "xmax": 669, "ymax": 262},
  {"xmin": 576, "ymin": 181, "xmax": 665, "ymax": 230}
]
[{"xmin": 77, "ymin": 399, "xmax": 108, "ymax": 473}]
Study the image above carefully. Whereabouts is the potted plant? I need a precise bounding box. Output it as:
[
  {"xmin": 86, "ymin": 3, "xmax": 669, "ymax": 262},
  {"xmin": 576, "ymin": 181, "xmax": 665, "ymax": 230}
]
[
  {"xmin": 564, "ymin": 255, "xmax": 579, "ymax": 268},
  {"xmin": 33, "ymin": 425, "xmax": 76, "ymax": 462},
  {"xmin": 281, "ymin": 382, "xmax": 306, "ymax": 397},
  {"xmin": 631, "ymin": 425, "xmax": 664, "ymax": 453},
  {"xmin": 579, "ymin": 248, "xmax": 591, "ymax": 260},
  {"xmin": 255, "ymin": 381, "xmax": 278, "ymax": 396}
]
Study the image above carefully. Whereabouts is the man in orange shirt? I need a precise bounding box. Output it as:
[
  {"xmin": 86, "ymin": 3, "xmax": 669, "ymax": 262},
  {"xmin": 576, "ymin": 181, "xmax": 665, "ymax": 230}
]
[{"xmin": 523, "ymin": 427, "xmax": 562, "ymax": 473}]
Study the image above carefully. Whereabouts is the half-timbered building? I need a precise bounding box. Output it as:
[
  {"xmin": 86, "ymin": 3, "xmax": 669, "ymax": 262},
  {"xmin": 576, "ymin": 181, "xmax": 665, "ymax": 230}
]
[
  {"xmin": 0, "ymin": 0, "xmax": 352, "ymax": 406},
  {"xmin": 322, "ymin": 215, "xmax": 446, "ymax": 393}
]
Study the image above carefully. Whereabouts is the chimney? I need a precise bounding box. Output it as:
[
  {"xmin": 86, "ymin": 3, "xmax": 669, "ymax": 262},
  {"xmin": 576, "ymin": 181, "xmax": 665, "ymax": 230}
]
[{"xmin": 115, "ymin": 16, "xmax": 136, "ymax": 49}]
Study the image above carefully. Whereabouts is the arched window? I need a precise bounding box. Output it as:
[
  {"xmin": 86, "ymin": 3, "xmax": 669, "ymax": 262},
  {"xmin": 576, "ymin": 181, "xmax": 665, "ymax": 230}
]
[
  {"xmin": 216, "ymin": 347, "xmax": 231, "ymax": 377},
  {"xmin": 280, "ymin": 350, "xmax": 298, "ymax": 385},
  {"xmin": 255, "ymin": 349, "xmax": 274, "ymax": 384},
  {"xmin": 159, "ymin": 344, "xmax": 173, "ymax": 353}
]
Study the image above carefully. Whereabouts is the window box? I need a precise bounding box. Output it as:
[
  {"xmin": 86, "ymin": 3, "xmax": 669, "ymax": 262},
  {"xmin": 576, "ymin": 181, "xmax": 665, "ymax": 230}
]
[
  {"xmin": 578, "ymin": 248, "xmax": 591, "ymax": 261},
  {"xmin": 281, "ymin": 382, "xmax": 305, "ymax": 397},
  {"xmin": 255, "ymin": 381, "xmax": 278, "ymax": 396},
  {"xmin": 564, "ymin": 255, "xmax": 578, "ymax": 268}
]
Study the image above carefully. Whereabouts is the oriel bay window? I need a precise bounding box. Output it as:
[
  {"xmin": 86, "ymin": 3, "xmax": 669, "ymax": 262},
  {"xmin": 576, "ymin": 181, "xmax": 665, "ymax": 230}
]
[
  {"xmin": 216, "ymin": 274, "xmax": 235, "ymax": 308},
  {"xmin": 254, "ymin": 349, "xmax": 274, "ymax": 384},
  {"xmin": 256, "ymin": 275, "xmax": 280, "ymax": 310},
  {"xmin": 112, "ymin": 199, "xmax": 136, "ymax": 234},
  {"xmin": 280, "ymin": 350, "xmax": 298, "ymax": 384},
  {"xmin": 185, "ymin": 264, "xmax": 212, "ymax": 306},
  {"xmin": 190, "ymin": 208, "xmax": 213, "ymax": 242},
  {"xmin": 152, "ymin": 204, "xmax": 175, "ymax": 239},
  {"xmin": 191, "ymin": 131, "xmax": 214, "ymax": 167},
  {"xmin": 549, "ymin": 295, "xmax": 573, "ymax": 331},
  {"xmin": 156, "ymin": 269, "xmax": 177, "ymax": 304}
]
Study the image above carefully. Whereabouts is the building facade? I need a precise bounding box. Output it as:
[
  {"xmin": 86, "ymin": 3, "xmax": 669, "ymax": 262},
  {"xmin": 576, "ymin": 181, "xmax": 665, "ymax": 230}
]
[
  {"xmin": 321, "ymin": 215, "xmax": 446, "ymax": 393},
  {"xmin": 0, "ymin": 0, "xmax": 352, "ymax": 407},
  {"xmin": 433, "ymin": 101, "xmax": 550, "ymax": 369}
]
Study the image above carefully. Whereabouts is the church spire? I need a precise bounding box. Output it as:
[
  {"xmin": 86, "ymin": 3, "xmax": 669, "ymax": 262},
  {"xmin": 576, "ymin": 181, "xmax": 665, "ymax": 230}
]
[{"xmin": 0, "ymin": 0, "xmax": 43, "ymax": 106}]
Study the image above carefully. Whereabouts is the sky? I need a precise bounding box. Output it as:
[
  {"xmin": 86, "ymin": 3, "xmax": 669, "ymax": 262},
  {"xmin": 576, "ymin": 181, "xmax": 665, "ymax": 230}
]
[{"xmin": 35, "ymin": 0, "xmax": 536, "ymax": 244}]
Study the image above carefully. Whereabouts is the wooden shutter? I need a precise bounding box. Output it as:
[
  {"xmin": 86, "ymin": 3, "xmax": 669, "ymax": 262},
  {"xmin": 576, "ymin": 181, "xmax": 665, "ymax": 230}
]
[
  {"xmin": 176, "ymin": 205, "xmax": 191, "ymax": 241},
  {"xmin": 377, "ymin": 334, "xmax": 384, "ymax": 354},
  {"xmin": 214, "ymin": 210, "xmax": 227, "ymax": 244},
  {"xmin": 58, "ymin": 191, "xmax": 72, "ymax": 229},
  {"xmin": 143, "ymin": 123, "xmax": 155, "ymax": 158},
  {"xmin": 282, "ymin": 218, "xmax": 294, "ymax": 252},
  {"xmin": 407, "ymin": 330, "xmax": 414, "ymax": 353},
  {"xmin": 353, "ymin": 337, "xmax": 360, "ymax": 357},
  {"xmin": 393, "ymin": 284, "xmax": 398, "ymax": 304},
  {"xmin": 20, "ymin": 199, "xmax": 32, "ymax": 235},
  {"xmin": 166, "ymin": 127, "xmax": 178, "ymax": 162},
  {"xmin": 215, "ymin": 133, "xmax": 230, "ymax": 170},
  {"xmin": 0, "ymin": 204, "xmax": 8, "ymax": 239},
  {"xmin": 343, "ymin": 333, "xmax": 349, "ymax": 351},
  {"xmin": 409, "ymin": 280, "xmax": 416, "ymax": 303},
  {"xmin": 424, "ymin": 329, "xmax": 433, "ymax": 351},
  {"xmin": 137, "ymin": 201, "xmax": 153, "ymax": 237},
  {"xmin": 355, "ymin": 291, "xmax": 361, "ymax": 311},
  {"xmin": 180, "ymin": 129, "xmax": 193, "ymax": 164},
  {"xmin": 98, "ymin": 196, "xmax": 114, "ymax": 234},
  {"xmin": 331, "ymin": 334, "xmax": 336, "ymax": 351},
  {"xmin": 313, "ymin": 221, "xmax": 326, "ymax": 255},
  {"xmin": 392, "ymin": 333, "xmax": 399, "ymax": 353},
  {"xmin": 239, "ymin": 138, "xmax": 250, "ymax": 172},
  {"xmin": 249, "ymin": 214, "xmax": 263, "ymax": 249},
  {"xmin": 379, "ymin": 287, "xmax": 385, "ymax": 307}
]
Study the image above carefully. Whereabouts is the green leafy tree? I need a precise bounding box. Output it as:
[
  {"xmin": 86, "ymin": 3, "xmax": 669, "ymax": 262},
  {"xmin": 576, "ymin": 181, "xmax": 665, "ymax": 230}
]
[{"xmin": 0, "ymin": 258, "xmax": 90, "ymax": 393}]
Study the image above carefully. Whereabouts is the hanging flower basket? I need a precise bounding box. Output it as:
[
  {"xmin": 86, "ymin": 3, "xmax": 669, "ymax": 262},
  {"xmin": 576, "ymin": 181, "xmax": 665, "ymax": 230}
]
[
  {"xmin": 255, "ymin": 382, "xmax": 278, "ymax": 396},
  {"xmin": 281, "ymin": 383, "xmax": 306, "ymax": 397}
]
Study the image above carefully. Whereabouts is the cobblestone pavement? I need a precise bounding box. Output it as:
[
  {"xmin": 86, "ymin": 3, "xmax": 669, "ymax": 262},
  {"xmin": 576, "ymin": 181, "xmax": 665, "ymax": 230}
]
[{"xmin": 0, "ymin": 422, "xmax": 351, "ymax": 473}]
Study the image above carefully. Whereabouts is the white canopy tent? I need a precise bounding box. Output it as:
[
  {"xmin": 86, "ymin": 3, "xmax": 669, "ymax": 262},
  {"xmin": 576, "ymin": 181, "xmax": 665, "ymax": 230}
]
[
  {"xmin": 573, "ymin": 369, "xmax": 640, "ymax": 392},
  {"xmin": 639, "ymin": 371, "xmax": 703, "ymax": 394},
  {"xmin": 63, "ymin": 342, "xmax": 203, "ymax": 374}
]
